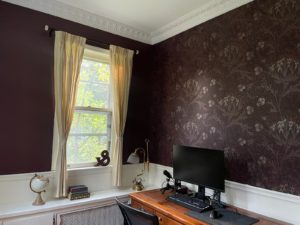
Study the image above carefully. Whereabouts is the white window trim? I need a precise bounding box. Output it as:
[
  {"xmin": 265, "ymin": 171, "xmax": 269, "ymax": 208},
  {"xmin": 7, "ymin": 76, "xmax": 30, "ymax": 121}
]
[{"xmin": 66, "ymin": 45, "xmax": 112, "ymax": 169}]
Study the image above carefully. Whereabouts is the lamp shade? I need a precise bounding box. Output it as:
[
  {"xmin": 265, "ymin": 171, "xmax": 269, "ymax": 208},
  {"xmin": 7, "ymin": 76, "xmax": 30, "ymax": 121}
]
[{"xmin": 127, "ymin": 153, "xmax": 140, "ymax": 164}]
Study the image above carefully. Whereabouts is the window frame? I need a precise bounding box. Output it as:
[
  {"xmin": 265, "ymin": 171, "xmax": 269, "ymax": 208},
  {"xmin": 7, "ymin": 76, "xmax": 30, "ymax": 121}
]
[{"xmin": 67, "ymin": 45, "xmax": 112, "ymax": 169}]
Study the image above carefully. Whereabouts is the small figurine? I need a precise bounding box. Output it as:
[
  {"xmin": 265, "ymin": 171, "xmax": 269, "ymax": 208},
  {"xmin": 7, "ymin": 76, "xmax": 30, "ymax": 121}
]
[{"xmin": 95, "ymin": 150, "xmax": 110, "ymax": 166}]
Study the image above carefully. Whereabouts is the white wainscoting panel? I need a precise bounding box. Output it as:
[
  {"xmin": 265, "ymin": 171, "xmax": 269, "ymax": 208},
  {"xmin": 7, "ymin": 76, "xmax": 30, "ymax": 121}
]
[
  {"xmin": 0, "ymin": 164, "xmax": 144, "ymax": 206},
  {"xmin": 1, "ymin": 163, "xmax": 299, "ymax": 224},
  {"xmin": 0, "ymin": 172, "xmax": 55, "ymax": 205},
  {"xmin": 148, "ymin": 163, "xmax": 300, "ymax": 224}
]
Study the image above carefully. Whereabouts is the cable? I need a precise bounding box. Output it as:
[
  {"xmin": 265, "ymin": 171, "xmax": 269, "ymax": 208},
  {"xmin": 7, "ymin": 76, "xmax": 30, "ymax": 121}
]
[{"xmin": 161, "ymin": 180, "xmax": 167, "ymax": 188}]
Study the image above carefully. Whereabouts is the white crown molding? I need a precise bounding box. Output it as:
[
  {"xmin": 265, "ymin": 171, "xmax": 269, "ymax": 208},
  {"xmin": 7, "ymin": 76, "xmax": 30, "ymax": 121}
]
[
  {"xmin": 4, "ymin": 0, "xmax": 253, "ymax": 45},
  {"xmin": 150, "ymin": 0, "xmax": 254, "ymax": 44},
  {"xmin": 3, "ymin": 0, "xmax": 151, "ymax": 44}
]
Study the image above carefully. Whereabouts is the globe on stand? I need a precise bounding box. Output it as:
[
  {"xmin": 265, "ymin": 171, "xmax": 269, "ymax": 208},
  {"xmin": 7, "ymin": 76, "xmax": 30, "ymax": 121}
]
[{"xmin": 29, "ymin": 174, "xmax": 49, "ymax": 206}]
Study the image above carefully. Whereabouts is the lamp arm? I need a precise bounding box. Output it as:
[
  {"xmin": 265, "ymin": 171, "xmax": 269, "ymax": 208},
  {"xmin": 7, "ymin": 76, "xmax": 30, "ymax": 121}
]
[
  {"xmin": 145, "ymin": 139, "xmax": 150, "ymax": 172},
  {"xmin": 133, "ymin": 139, "xmax": 150, "ymax": 173},
  {"xmin": 134, "ymin": 147, "xmax": 146, "ymax": 171}
]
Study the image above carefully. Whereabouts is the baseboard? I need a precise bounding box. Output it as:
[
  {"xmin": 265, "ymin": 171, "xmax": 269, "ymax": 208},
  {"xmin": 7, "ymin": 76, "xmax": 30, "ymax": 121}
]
[{"xmin": 148, "ymin": 163, "xmax": 300, "ymax": 224}]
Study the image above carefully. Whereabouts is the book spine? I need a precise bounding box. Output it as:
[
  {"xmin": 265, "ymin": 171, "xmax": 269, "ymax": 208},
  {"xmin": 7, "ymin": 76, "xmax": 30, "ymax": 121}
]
[
  {"xmin": 69, "ymin": 189, "xmax": 89, "ymax": 194},
  {"xmin": 68, "ymin": 185, "xmax": 86, "ymax": 192},
  {"xmin": 69, "ymin": 187, "xmax": 88, "ymax": 193},
  {"xmin": 68, "ymin": 192, "xmax": 90, "ymax": 200}
]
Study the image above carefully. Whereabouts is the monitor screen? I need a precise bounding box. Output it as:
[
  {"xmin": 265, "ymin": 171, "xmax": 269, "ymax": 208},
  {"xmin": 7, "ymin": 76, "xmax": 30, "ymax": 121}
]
[{"xmin": 173, "ymin": 145, "xmax": 225, "ymax": 192}]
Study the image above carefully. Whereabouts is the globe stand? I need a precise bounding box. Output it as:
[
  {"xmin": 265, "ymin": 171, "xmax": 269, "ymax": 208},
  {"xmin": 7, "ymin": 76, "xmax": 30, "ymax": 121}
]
[
  {"xmin": 32, "ymin": 191, "xmax": 46, "ymax": 206},
  {"xmin": 29, "ymin": 174, "xmax": 49, "ymax": 206}
]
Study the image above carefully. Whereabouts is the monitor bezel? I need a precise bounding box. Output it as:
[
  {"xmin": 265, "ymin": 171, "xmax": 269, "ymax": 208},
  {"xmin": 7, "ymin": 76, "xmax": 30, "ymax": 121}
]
[{"xmin": 173, "ymin": 144, "xmax": 225, "ymax": 192}]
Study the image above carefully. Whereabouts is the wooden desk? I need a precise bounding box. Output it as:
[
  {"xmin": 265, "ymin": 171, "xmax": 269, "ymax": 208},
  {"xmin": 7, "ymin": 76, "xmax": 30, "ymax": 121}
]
[{"xmin": 129, "ymin": 189, "xmax": 290, "ymax": 225}]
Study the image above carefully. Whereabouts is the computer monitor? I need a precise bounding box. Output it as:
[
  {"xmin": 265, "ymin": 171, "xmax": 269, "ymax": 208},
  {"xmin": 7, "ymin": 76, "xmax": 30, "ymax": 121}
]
[{"xmin": 173, "ymin": 145, "xmax": 225, "ymax": 198}]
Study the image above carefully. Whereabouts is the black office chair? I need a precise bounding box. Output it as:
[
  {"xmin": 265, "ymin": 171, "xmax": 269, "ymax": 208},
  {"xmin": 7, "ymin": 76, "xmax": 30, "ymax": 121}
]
[{"xmin": 115, "ymin": 197, "xmax": 159, "ymax": 225}]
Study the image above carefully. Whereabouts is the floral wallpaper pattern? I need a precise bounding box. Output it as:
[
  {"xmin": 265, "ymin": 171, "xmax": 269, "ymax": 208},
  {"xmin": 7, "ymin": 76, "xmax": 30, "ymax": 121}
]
[{"xmin": 149, "ymin": 0, "xmax": 300, "ymax": 195}]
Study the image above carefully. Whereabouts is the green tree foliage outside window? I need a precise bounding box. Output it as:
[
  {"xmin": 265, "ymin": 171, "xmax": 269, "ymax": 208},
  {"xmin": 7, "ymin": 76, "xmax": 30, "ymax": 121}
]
[{"xmin": 67, "ymin": 58, "xmax": 111, "ymax": 165}]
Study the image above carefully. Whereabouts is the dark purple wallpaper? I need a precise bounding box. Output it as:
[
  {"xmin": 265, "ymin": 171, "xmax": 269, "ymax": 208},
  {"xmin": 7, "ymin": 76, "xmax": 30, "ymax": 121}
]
[
  {"xmin": 0, "ymin": 1, "xmax": 152, "ymax": 174},
  {"xmin": 149, "ymin": 0, "xmax": 300, "ymax": 195},
  {"xmin": 1, "ymin": 0, "xmax": 300, "ymax": 196}
]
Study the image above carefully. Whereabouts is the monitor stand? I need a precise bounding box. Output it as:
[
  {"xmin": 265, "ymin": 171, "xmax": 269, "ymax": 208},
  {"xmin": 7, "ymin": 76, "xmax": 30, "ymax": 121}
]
[
  {"xmin": 211, "ymin": 190, "xmax": 226, "ymax": 208},
  {"xmin": 195, "ymin": 187, "xmax": 225, "ymax": 208},
  {"xmin": 195, "ymin": 185, "xmax": 206, "ymax": 201},
  {"xmin": 213, "ymin": 191, "xmax": 221, "ymax": 203}
]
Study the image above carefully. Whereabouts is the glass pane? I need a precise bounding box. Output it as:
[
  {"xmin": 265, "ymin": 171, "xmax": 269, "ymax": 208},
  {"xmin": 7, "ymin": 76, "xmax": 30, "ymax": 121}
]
[
  {"xmin": 76, "ymin": 59, "xmax": 110, "ymax": 108},
  {"xmin": 77, "ymin": 82, "xmax": 109, "ymax": 108},
  {"xmin": 67, "ymin": 135, "xmax": 108, "ymax": 164},
  {"xmin": 67, "ymin": 110, "xmax": 111, "ymax": 164},
  {"xmin": 70, "ymin": 111, "xmax": 108, "ymax": 134}
]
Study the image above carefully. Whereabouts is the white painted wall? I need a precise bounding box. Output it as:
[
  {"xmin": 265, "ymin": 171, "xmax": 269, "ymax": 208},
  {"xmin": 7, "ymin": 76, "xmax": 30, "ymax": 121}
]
[
  {"xmin": 0, "ymin": 164, "xmax": 144, "ymax": 205},
  {"xmin": 0, "ymin": 172, "xmax": 54, "ymax": 205},
  {"xmin": 0, "ymin": 163, "xmax": 299, "ymax": 224}
]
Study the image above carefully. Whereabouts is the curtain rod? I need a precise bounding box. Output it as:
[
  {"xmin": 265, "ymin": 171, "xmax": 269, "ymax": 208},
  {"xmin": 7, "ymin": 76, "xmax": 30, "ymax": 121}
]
[{"xmin": 44, "ymin": 25, "xmax": 139, "ymax": 55}]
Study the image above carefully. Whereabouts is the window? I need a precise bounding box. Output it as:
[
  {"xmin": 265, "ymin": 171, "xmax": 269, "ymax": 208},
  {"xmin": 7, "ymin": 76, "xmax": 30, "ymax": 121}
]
[{"xmin": 67, "ymin": 46, "xmax": 111, "ymax": 168}]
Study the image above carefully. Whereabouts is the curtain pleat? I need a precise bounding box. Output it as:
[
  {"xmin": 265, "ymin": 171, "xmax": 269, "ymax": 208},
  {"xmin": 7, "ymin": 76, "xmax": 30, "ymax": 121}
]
[
  {"xmin": 52, "ymin": 31, "xmax": 86, "ymax": 198},
  {"xmin": 110, "ymin": 45, "xmax": 134, "ymax": 186}
]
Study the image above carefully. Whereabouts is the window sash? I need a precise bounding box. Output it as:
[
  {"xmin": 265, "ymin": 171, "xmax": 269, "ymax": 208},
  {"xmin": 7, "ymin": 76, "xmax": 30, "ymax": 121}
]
[
  {"xmin": 76, "ymin": 71, "xmax": 111, "ymax": 109},
  {"xmin": 74, "ymin": 106, "xmax": 112, "ymax": 113},
  {"xmin": 79, "ymin": 79, "xmax": 109, "ymax": 85},
  {"xmin": 67, "ymin": 46, "xmax": 112, "ymax": 168},
  {"xmin": 69, "ymin": 133, "xmax": 109, "ymax": 137},
  {"xmin": 67, "ymin": 108, "xmax": 112, "ymax": 167}
]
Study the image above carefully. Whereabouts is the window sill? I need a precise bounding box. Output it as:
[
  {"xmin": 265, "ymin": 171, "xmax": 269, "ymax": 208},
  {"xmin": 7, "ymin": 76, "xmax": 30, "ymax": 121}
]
[
  {"xmin": 68, "ymin": 165, "xmax": 112, "ymax": 176},
  {"xmin": 0, "ymin": 185, "xmax": 159, "ymax": 220}
]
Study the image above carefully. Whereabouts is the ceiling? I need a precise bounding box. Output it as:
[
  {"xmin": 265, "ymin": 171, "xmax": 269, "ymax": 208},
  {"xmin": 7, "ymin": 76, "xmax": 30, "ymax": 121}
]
[
  {"xmin": 4, "ymin": 0, "xmax": 252, "ymax": 44},
  {"xmin": 55, "ymin": 0, "xmax": 209, "ymax": 33}
]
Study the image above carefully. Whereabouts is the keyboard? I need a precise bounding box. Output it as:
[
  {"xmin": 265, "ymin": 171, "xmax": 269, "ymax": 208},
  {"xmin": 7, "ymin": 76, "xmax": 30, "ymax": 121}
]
[{"xmin": 167, "ymin": 193, "xmax": 212, "ymax": 212}]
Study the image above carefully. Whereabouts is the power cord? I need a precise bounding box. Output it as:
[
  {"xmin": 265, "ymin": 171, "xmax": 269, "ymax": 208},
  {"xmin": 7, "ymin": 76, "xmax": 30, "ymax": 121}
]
[{"xmin": 160, "ymin": 178, "xmax": 175, "ymax": 194}]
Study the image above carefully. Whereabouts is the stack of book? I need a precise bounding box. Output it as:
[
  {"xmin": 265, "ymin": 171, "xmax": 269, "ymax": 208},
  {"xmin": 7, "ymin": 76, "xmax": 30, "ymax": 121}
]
[{"xmin": 68, "ymin": 185, "xmax": 90, "ymax": 200}]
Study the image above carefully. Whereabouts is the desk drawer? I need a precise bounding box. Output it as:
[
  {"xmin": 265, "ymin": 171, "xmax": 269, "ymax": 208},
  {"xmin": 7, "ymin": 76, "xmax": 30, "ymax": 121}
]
[
  {"xmin": 131, "ymin": 200, "xmax": 155, "ymax": 214},
  {"xmin": 156, "ymin": 212, "xmax": 183, "ymax": 225}
]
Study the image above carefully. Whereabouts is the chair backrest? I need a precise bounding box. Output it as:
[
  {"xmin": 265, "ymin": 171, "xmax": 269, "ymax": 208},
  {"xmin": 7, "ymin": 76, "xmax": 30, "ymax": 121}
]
[{"xmin": 115, "ymin": 198, "xmax": 159, "ymax": 225}]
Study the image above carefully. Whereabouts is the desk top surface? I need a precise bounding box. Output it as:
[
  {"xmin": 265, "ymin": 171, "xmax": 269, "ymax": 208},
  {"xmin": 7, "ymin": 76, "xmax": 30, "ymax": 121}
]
[{"xmin": 130, "ymin": 189, "xmax": 291, "ymax": 225}]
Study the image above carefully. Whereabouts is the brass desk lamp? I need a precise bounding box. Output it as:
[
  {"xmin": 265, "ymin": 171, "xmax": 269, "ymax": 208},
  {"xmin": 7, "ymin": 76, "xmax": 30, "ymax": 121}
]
[{"xmin": 127, "ymin": 139, "xmax": 150, "ymax": 191}]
